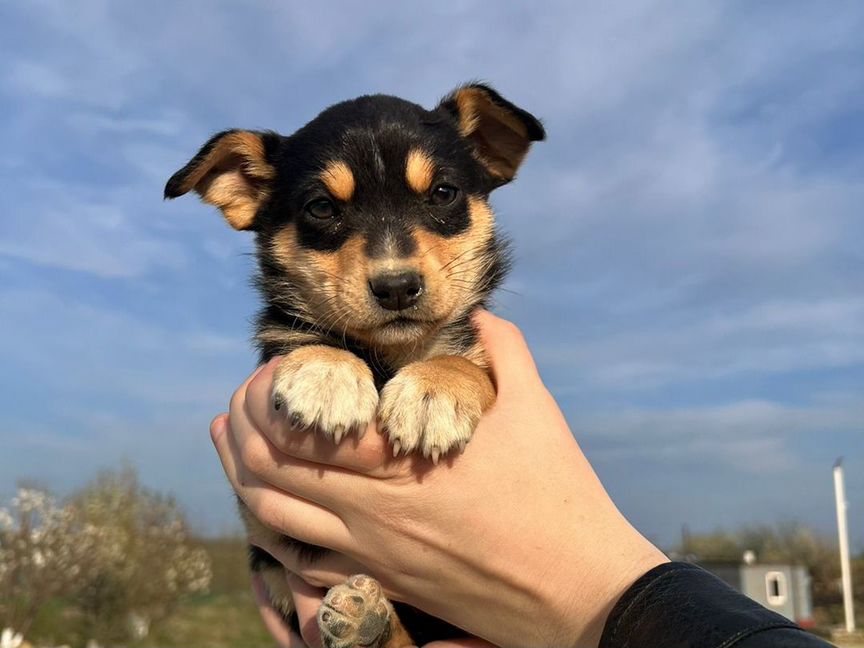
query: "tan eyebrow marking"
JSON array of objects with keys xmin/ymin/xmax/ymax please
[
  {"xmin": 405, "ymin": 149, "xmax": 436, "ymax": 194},
  {"xmin": 319, "ymin": 160, "xmax": 355, "ymax": 201}
]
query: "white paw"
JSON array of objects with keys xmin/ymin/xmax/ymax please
[
  {"xmin": 378, "ymin": 362, "xmax": 482, "ymax": 463},
  {"xmin": 272, "ymin": 347, "xmax": 378, "ymax": 443}
]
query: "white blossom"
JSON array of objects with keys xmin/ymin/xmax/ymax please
[
  {"xmin": 0, "ymin": 627, "xmax": 23, "ymax": 648},
  {"xmin": 1, "ymin": 472, "xmax": 212, "ymax": 643}
]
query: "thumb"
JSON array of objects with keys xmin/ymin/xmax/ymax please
[
  {"xmin": 424, "ymin": 640, "xmax": 497, "ymax": 648},
  {"xmin": 251, "ymin": 574, "xmax": 307, "ymax": 648},
  {"xmin": 472, "ymin": 310, "xmax": 541, "ymax": 396},
  {"xmin": 288, "ymin": 573, "xmax": 327, "ymax": 647}
]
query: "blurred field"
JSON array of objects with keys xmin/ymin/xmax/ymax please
[
  {"xmin": 23, "ymin": 538, "xmax": 276, "ymax": 648},
  {"xmin": 135, "ymin": 539, "xmax": 277, "ymax": 648},
  {"xmin": 833, "ymin": 631, "xmax": 864, "ymax": 648},
  {"xmin": 132, "ymin": 591, "xmax": 276, "ymax": 648}
]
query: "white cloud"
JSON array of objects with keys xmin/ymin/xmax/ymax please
[
  {"xmin": 578, "ymin": 398, "xmax": 864, "ymax": 441},
  {"xmin": 594, "ymin": 434, "xmax": 798, "ymax": 474},
  {"xmin": 4, "ymin": 59, "xmax": 71, "ymax": 99},
  {"xmin": 66, "ymin": 111, "xmax": 185, "ymax": 137},
  {"xmin": 574, "ymin": 396, "xmax": 863, "ymax": 476},
  {"xmin": 0, "ymin": 288, "xmax": 251, "ymax": 407},
  {"xmin": 0, "ymin": 181, "xmax": 188, "ymax": 278},
  {"xmin": 536, "ymin": 295, "xmax": 864, "ymax": 391}
]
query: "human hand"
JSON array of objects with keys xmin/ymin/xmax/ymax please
[
  {"xmin": 213, "ymin": 311, "xmax": 667, "ymax": 647},
  {"xmin": 251, "ymin": 572, "xmax": 313, "ymax": 648}
]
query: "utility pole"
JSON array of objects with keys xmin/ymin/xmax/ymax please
[{"xmin": 833, "ymin": 458, "xmax": 856, "ymax": 633}]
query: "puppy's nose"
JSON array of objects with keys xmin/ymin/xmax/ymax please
[{"xmin": 369, "ymin": 272, "xmax": 424, "ymax": 311}]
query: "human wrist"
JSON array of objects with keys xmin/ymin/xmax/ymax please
[
  {"xmin": 579, "ymin": 541, "xmax": 669, "ymax": 646},
  {"xmin": 536, "ymin": 515, "xmax": 669, "ymax": 647}
]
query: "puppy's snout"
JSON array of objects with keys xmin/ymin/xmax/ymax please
[{"xmin": 369, "ymin": 271, "xmax": 424, "ymax": 311}]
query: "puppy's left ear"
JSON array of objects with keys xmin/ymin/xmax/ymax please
[
  {"xmin": 439, "ymin": 83, "xmax": 545, "ymax": 187},
  {"xmin": 164, "ymin": 129, "xmax": 277, "ymax": 231}
]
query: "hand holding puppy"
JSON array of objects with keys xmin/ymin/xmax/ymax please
[{"xmin": 211, "ymin": 312, "xmax": 667, "ymax": 647}]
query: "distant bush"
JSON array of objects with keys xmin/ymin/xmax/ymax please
[
  {"xmin": 677, "ymin": 521, "xmax": 863, "ymax": 611},
  {"xmin": 0, "ymin": 467, "xmax": 211, "ymax": 646}
]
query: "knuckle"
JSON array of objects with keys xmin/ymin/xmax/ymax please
[
  {"xmin": 498, "ymin": 319, "xmax": 526, "ymax": 346},
  {"xmin": 250, "ymin": 362, "xmax": 276, "ymax": 395},
  {"xmin": 239, "ymin": 434, "xmax": 266, "ymax": 475},
  {"xmin": 255, "ymin": 497, "xmax": 281, "ymax": 532},
  {"xmin": 229, "ymin": 383, "xmax": 246, "ymax": 414},
  {"xmin": 209, "ymin": 414, "xmax": 227, "ymax": 441},
  {"xmin": 263, "ymin": 501, "xmax": 296, "ymax": 540}
]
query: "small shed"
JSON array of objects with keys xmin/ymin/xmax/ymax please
[{"xmin": 698, "ymin": 559, "xmax": 814, "ymax": 627}]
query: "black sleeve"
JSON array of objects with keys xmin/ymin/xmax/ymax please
[{"xmin": 599, "ymin": 562, "xmax": 835, "ymax": 648}]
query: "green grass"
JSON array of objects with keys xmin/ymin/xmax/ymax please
[
  {"xmin": 131, "ymin": 538, "xmax": 277, "ymax": 647},
  {"xmin": 24, "ymin": 592, "xmax": 277, "ymax": 648},
  {"xmin": 131, "ymin": 592, "xmax": 277, "ymax": 648}
]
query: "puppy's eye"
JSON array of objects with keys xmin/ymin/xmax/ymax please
[
  {"xmin": 429, "ymin": 184, "xmax": 459, "ymax": 206},
  {"xmin": 305, "ymin": 198, "xmax": 336, "ymax": 220}
]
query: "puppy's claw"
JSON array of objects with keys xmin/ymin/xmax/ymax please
[
  {"xmin": 271, "ymin": 348, "xmax": 379, "ymax": 449},
  {"xmin": 392, "ymin": 440, "xmax": 401, "ymax": 457},
  {"xmin": 430, "ymin": 447, "xmax": 441, "ymax": 465},
  {"xmin": 273, "ymin": 394, "xmax": 285, "ymax": 411},
  {"xmin": 333, "ymin": 425, "xmax": 345, "ymax": 445},
  {"xmin": 458, "ymin": 440, "xmax": 467, "ymax": 453}
]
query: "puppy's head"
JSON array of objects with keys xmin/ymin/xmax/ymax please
[{"xmin": 166, "ymin": 83, "xmax": 543, "ymax": 348}]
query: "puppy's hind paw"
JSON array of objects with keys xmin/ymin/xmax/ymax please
[{"xmin": 318, "ymin": 574, "xmax": 393, "ymax": 648}]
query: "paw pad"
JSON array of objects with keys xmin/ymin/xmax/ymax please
[{"xmin": 318, "ymin": 574, "xmax": 392, "ymax": 648}]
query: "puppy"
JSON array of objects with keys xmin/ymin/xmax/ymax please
[{"xmin": 166, "ymin": 83, "xmax": 544, "ymax": 647}]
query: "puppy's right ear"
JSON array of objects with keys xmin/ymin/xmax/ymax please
[
  {"xmin": 164, "ymin": 130, "xmax": 276, "ymax": 231},
  {"xmin": 438, "ymin": 84, "xmax": 544, "ymax": 188}
]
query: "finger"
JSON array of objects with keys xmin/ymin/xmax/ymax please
[
  {"xmin": 252, "ymin": 574, "xmax": 307, "ymax": 648},
  {"xmin": 424, "ymin": 639, "xmax": 497, "ymax": 648},
  {"xmin": 244, "ymin": 359, "xmax": 405, "ymax": 476},
  {"xmin": 211, "ymin": 414, "xmax": 353, "ymax": 551},
  {"xmin": 288, "ymin": 573, "xmax": 326, "ymax": 647},
  {"xmin": 472, "ymin": 310, "xmax": 541, "ymax": 396},
  {"xmin": 227, "ymin": 382, "xmax": 377, "ymax": 511},
  {"xmin": 249, "ymin": 534, "xmax": 366, "ymax": 590},
  {"xmin": 228, "ymin": 361, "xmax": 269, "ymax": 411}
]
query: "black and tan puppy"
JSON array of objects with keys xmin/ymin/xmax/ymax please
[{"xmin": 166, "ymin": 83, "xmax": 544, "ymax": 647}]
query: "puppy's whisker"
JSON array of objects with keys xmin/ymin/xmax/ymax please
[
  {"xmin": 439, "ymin": 248, "xmax": 479, "ymax": 272},
  {"xmin": 368, "ymin": 343, "xmax": 389, "ymax": 379}
]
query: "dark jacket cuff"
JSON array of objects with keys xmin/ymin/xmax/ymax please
[{"xmin": 599, "ymin": 562, "xmax": 830, "ymax": 648}]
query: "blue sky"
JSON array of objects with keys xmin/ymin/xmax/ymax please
[{"xmin": 1, "ymin": 1, "xmax": 862, "ymax": 549}]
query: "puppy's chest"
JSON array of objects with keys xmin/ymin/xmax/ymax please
[{"xmin": 257, "ymin": 317, "xmax": 475, "ymax": 388}]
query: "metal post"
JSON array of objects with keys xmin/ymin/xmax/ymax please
[{"xmin": 833, "ymin": 458, "xmax": 856, "ymax": 633}]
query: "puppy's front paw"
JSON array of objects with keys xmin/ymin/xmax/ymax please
[
  {"xmin": 378, "ymin": 356, "xmax": 494, "ymax": 463},
  {"xmin": 272, "ymin": 346, "xmax": 378, "ymax": 443},
  {"xmin": 318, "ymin": 574, "xmax": 393, "ymax": 648}
]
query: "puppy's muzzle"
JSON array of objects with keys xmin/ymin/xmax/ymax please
[{"xmin": 369, "ymin": 271, "xmax": 424, "ymax": 311}]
